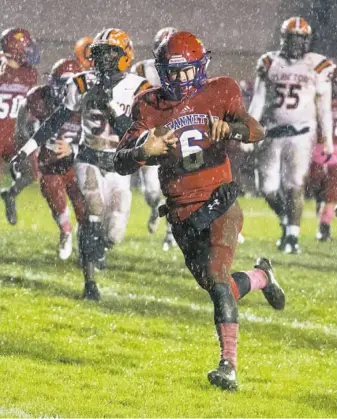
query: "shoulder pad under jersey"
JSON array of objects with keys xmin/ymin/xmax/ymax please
[
  {"xmin": 304, "ymin": 52, "xmax": 334, "ymax": 74},
  {"xmin": 122, "ymin": 73, "xmax": 152, "ymax": 95},
  {"xmin": 131, "ymin": 61, "xmax": 146, "ymax": 77}
]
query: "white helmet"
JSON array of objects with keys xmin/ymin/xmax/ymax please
[{"xmin": 153, "ymin": 27, "xmax": 177, "ymax": 55}]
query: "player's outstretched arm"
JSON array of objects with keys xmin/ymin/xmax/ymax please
[
  {"xmin": 10, "ymin": 106, "xmax": 72, "ymax": 179},
  {"xmin": 248, "ymin": 76, "xmax": 266, "ymax": 123}
]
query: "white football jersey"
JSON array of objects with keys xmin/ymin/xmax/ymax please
[
  {"xmin": 131, "ymin": 58, "xmax": 160, "ymax": 86},
  {"xmin": 64, "ymin": 71, "xmax": 150, "ymax": 151},
  {"xmin": 251, "ymin": 51, "xmax": 334, "ymax": 132}
]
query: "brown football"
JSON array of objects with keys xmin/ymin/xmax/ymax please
[{"xmin": 153, "ymin": 126, "xmax": 171, "ymax": 137}]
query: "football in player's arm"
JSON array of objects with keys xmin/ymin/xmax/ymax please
[{"xmin": 113, "ymin": 31, "xmax": 285, "ymax": 391}]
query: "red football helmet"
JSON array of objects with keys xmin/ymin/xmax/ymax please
[
  {"xmin": 0, "ymin": 28, "xmax": 40, "ymax": 66},
  {"xmin": 155, "ymin": 31, "xmax": 210, "ymax": 100},
  {"xmin": 48, "ymin": 58, "xmax": 82, "ymax": 99}
]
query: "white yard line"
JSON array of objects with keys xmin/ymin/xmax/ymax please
[
  {"xmin": 101, "ymin": 290, "xmax": 337, "ymax": 338},
  {"xmin": 243, "ymin": 210, "xmax": 316, "ymax": 218},
  {"xmin": 2, "ymin": 268, "xmax": 335, "ymax": 337},
  {"xmin": 0, "ymin": 407, "xmax": 32, "ymax": 417}
]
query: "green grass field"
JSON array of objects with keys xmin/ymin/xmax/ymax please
[{"xmin": 0, "ymin": 184, "xmax": 336, "ymax": 418}]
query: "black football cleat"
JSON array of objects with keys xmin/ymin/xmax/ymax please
[
  {"xmin": 147, "ymin": 210, "xmax": 160, "ymax": 234},
  {"xmin": 1, "ymin": 190, "xmax": 17, "ymax": 225},
  {"xmin": 255, "ymin": 257, "xmax": 285, "ymax": 310},
  {"xmin": 83, "ymin": 281, "xmax": 100, "ymax": 301},
  {"xmin": 316, "ymin": 222, "xmax": 331, "ymax": 242},
  {"xmin": 208, "ymin": 359, "xmax": 238, "ymax": 391},
  {"xmin": 283, "ymin": 235, "xmax": 301, "ymax": 254},
  {"xmin": 276, "ymin": 223, "xmax": 287, "ymax": 251}
]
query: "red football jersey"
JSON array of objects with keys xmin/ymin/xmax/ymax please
[
  {"xmin": 120, "ymin": 76, "xmax": 262, "ymax": 220},
  {"xmin": 26, "ymin": 84, "xmax": 81, "ymax": 174},
  {"xmin": 0, "ymin": 58, "xmax": 38, "ymax": 151}
]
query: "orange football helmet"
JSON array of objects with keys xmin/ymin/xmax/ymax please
[
  {"xmin": 74, "ymin": 36, "xmax": 94, "ymax": 69},
  {"xmin": 280, "ymin": 17, "xmax": 312, "ymax": 59},
  {"xmin": 90, "ymin": 28, "xmax": 134, "ymax": 74}
]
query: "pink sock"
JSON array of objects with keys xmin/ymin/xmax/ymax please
[
  {"xmin": 216, "ymin": 323, "xmax": 238, "ymax": 369},
  {"xmin": 60, "ymin": 221, "xmax": 72, "ymax": 234},
  {"xmin": 246, "ymin": 269, "xmax": 267, "ymax": 291},
  {"xmin": 54, "ymin": 209, "xmax": 72, "ymax": 234},
  {"xmin": 320, "ymin": 204, "xmax": 335, "ymax": 225}
]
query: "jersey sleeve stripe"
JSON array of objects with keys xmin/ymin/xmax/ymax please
[
  {"xmin": 74, "ymin": 75, "xmax": 87, "ymax": 94},
  {"xmin": 134, "ymin": 80, "xmax": 152, "ymax": 95},
  {"xmin": 314, "ymin": 59, "xmax": 332, "ymax": 74}
]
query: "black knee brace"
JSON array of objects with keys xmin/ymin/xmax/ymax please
[
  {"xmin": 209, "ymin": 282, "xmax": 239, "ymax": 324},
  {"xmin": 79, "ymin": 221, "xmax": 105, "ymax": 263},
  {"xmin": 231, "ymin": 272, "xmax": 251, "ymax": 300}
]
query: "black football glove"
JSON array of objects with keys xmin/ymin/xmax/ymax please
[{"xmin": 10, "ymin": 150, "xmax": 27, "ymax": 180}]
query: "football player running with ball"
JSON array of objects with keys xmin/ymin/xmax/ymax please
[
  {"xmin": 11, "ymin": 28, "xmax": 151, "ymax": 301},
  {"xmin": 113, "ymin": 31, "xmax": 286, "ymax": 391},
  {"xmin": 248, "ymin": 17, "xmax": 334, "ymax": 254}
]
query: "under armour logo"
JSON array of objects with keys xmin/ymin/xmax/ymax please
[
  {"xmin": 208, "ymin": 199, "xmax": 220, "ymax": 211},
  {"xmin": 233, "ymin": 133, "xmax": 242, "ymax": 140},
  {"xmin": 181, "ymin": 105, "xmax": 192, "ymax": 113}
]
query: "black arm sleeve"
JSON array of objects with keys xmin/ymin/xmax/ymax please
[
  {"xmin": 227, "ymin": 121, "xmax": 250, "ymax": 143},
  {"xmin": 110, "ymin": 114, "xmax": 133, "ymax": 138},
  {"xmin": 113, "ymin": 146, "xmax": 147, "ymax": 175},
  {"xmin": 224, "ymin": 114, "xmax": 250, "ymax": 143},
  {"xmin": 33, "ymin": 106, "xmax": 72, "ymax": 146}
]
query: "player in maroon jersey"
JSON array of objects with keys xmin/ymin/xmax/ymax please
[
  {"xmin": 22, "ymin": 58, "xmax": 85, "ymax": 259},
  {"xmin": 0, "ymin": 28, "xmax": 40, "ymax": 224},
  {"xmin": 113, "ymin": 32, "xmax": 286, "ymax": 390},
  {"xmin": 308, "ymin": 74, "xmax": 337, "ymax": 241}
]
